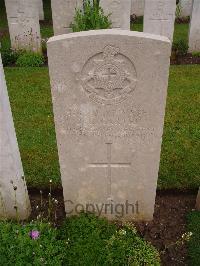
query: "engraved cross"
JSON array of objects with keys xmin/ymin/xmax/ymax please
[
  {"xmin": 88, "ymin": 143, "xmax": 131, "ymax": 199},
  {"xmin": 102, "ymin": 67, "xmax": 117, "ymax": 82}
]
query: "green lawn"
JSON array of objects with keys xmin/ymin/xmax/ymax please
[
  {"xmin": 131, "ymin": 22, "xmax": 189, "ymax": 44},
  {"xmin": 187, "ymin": 211, "xmax": 200, "ymax": 265},
  {"xmin": 4, "ymin": 65, "xmax": 200, "ymax": 190}
]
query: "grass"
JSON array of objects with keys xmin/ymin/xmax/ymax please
[
  {"xmin": 4, "ymin": 65, "xmax": 200, "ymax": 190},
  {"xmin": 131, "ymin": 21, "xmax": 189, "ymax": 44},
  {"xmin": 4, "ymin": 67, "xmax": 60, "ymax": 189},
  {"xmin": 187, "ymin": 211, "xmax": 200, "ymax": 265},
  {"xmin": 159, "ymin": 65, "xmax": 200, "ymax": 189}
]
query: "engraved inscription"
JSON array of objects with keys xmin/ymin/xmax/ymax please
[
  {"xmin": 88, "ymin": 143, "xmax": 131, "ymax": 199},
  {"xmin": 62, "ymin": 105, "xmax": 157, "ymax": 143},
  {"xmin": 81, "ymin": 45, "xmax": 137, "ymax": 105},
  {"xmin": 150, "ymin": 1, "xmax": 174, "ymax": 20}
]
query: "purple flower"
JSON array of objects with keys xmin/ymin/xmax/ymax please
[{"xmin": 29, "ymin": 230, "xmax": 40, "ymax": 240}]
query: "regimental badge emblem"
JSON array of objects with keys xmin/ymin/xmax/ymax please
[{"xmin": 80, "ymin": 45, "xmax": 137, "ymax": 105}]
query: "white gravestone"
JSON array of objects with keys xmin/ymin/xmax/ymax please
[
  {"xmin": 38, "ymin": 0, "xmax": 44, "ymax": 20},
  {"xmin": 5, "ymin": 0, "xmax": 41, "ymax": 52},
  {"xmin": 0, "ymin": 54, "xmax": 31, "ymax": 220},
  {"xmin": 51, "ymin": 0, "xmax": 82, "ymax": 35},
  {"xmin": 180, "ymin": 0, "xmax": 192, "ymax": 17},
  {"xmin": 143, "ymin": 0, "xmax": 176, "ymax": 42},
  {"xmin": 131, "ymin": 0, "xmax": 144, "ymax": 16},
  {"xmin": 188, "ymin": 0, "xmax": 200, "ymax": 52},
  {"xmin": 47, "ymin": 30, "xmax": 171, "ymax": 221},
  {"xmin": 196, "ymin": 187, "xmax": 200, "ymax": 211},
  {"xmin": 100, "ymin": 0, "xmax": 131, "ymax": 30}
]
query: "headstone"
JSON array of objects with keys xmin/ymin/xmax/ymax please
[
  {"xmin": 196, "ymin": 187, "xmax": 200, "ymax": 211},
  {"xmin": 100, "ymin": 0, "xmax": 131, "ymax": 30},
  {"xmin": 47, "ymin": 29, "xmax": 171, "ymax": 221},
  {"xmin": 188, "ymin": 0, "xmax": 200, "ymax": 52},
  {"xmin": 131, "ymin": 0, "xmax": 144, "ymax": 17},
  {"xmin": 0, "ymin": 53, "xmax": 31, "ymax": 220},
  {"xmin": 38, "ymin": 0, "xmax": 44, "ymax": 20},
  {"xmin": 5, "ymin": 0, "xmax": 41, "ymax": 52},
  {"xmin": 143, "ymin": 0, "xmax": 176, "ymax": 42},
  {"xmin": 51, "ymin": 0, "xmax": 82, "ymax": 35},
  {"xmin": 180, "ymin": 0, "xmax": 192, "ymax": 17}
]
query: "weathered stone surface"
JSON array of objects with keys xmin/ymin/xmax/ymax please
[
  {"xmin": 47, "ymin": 29, "xmax": 171, "ymax": 221},
  {"xmin": 189, "ymin": 0, "xmax": 200, "ymax": 52},
  {"xmin": 101, "ymin": 0, "xmax": 131, "ymax": 30},
  {"xmin": 38, "ymin": 0, "xmax": 44, "ymax": 20},
  {"xmin": 143, "ymin": 0, "xmax": 176, "ymax": 42},
  {"xmin": 5, "ymin": 0, "xmax": 41, "ymax": 52},
  {"xmin": 131, "ymin": 0, "xmax": 144, "ymax": 16},
  {"xmin": 180, "ymin": 0, "xmax": 192, "ymax": 17},
  {"xmin": 51, "ymin": 0, "xmax": 82, "ymax": 35},
  {"xmin": 196, "ymin": 187, "xmax": 200, "ymax": 211},
  {"xmin": 0, "ymin": 53, "xmax": 31, "ymax": 220}
]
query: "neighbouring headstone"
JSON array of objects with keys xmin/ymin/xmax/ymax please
[
  {"xmin": 100, "ymin": 0, "xmax": 131, "ymax": 30},
  {"xmin": 5, "ymin": 0, "xmax": 41, "ymax": 52},
  {"xmin": 38, "ymin": 0, "xmax": 44, "ymax": 20},
  {"xmin": 0, "ymin": 53, "xmax": 31, "ymax": 220},
  {"xmin": 143, "ymin": 0, "xmax": 176, "ymax": 42},
  {"xmin": 196, "ymin": 187, "xmax": 200, "ymax": 211},
  {"xmin": 188, "ymin": 0, "xmax": 200, "ymax": 52},
  {"xmin": 131, "ymin": 0, "xmax": 144, "ymax": 17},
  {"xmin": 180, "ymin": 0, "xmax": 192, "ymax": 17},
  {"xmin": 51, "ymin": 0, "xmax": 82, "ymax": 35},
  {"xmin": 47, "ymin": 29, "xmax": 171, "ymax": 221}
]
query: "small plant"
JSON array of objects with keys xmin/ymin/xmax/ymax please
[
  {"xmin": 71, "ymin": 0, "xmax": 112, "ymax": 32},
  {"xmin": 0, "ymin": 47, "xmax": 19, "ymax": 66},
  {"xmin": 16, "ymin": 52, "xmax": 45, "ymax": 67},
  {"xmin": 175, "ymin": 1, "xmax": 182, "ymax": 22},
  {"xmin": 172, "ymin": 39, "xmax": 188, "ymax": 56},
  {"xmin": 60, "ymin": 214, "xmax": 160, "ymax": 265},
  {"xmin": 0, "ymin": 221, "xmax": 66, "ymax": 265},
  {"xmin": 192, "ymin": 51, "xmax": 200, "ymax": 57}
]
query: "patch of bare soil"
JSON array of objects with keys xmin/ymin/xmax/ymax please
[{"xmin": 171, "ymin": 54, "xmax": 200, "ymax": 65}]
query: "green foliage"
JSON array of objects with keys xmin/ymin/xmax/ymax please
[
  {"xmin": 60, "ymin": 213, "xmax": 160, "ymax": 265},
  {"xmin": 0, "ymin": 221, "xmax": 66, "ymax": 265},
  {"xmin": 43, "ymin": 0, "xmax": 52, "ymax": 21},
  {"xmin": 158, "ymin": 65, "xmax": 200, "ymax": 189},
  {"xmin": 16, "ymin": 52, "xmax": 45, "ymax": 67},
  {"xmin": 0, "ymin": 214, "xmax": 160, "ymax": 265},
  {"xmin": 187, "ymin": 211, "xmax": 200, "ymax": 266},
  {"xmin": 175, "ymin": 2, "xmax": 182, "ymax": 20},
  {"xmin": 172, "ymin": 39, "xmax": 189, "ymax": 56},
  {"xmin": 173, "ymin": 23, "xmax": 189, "ymax": 44},
  {"xmin": 71, "ymin": 0, "xmax": 112, "ymax": 32},
  {"xmin": 192, "ymin": 51, "xmax": 200, "ymax": 57},
  {"xmin": 0, "ymin": 47, "xmax": 19, "ymax": 66}
]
